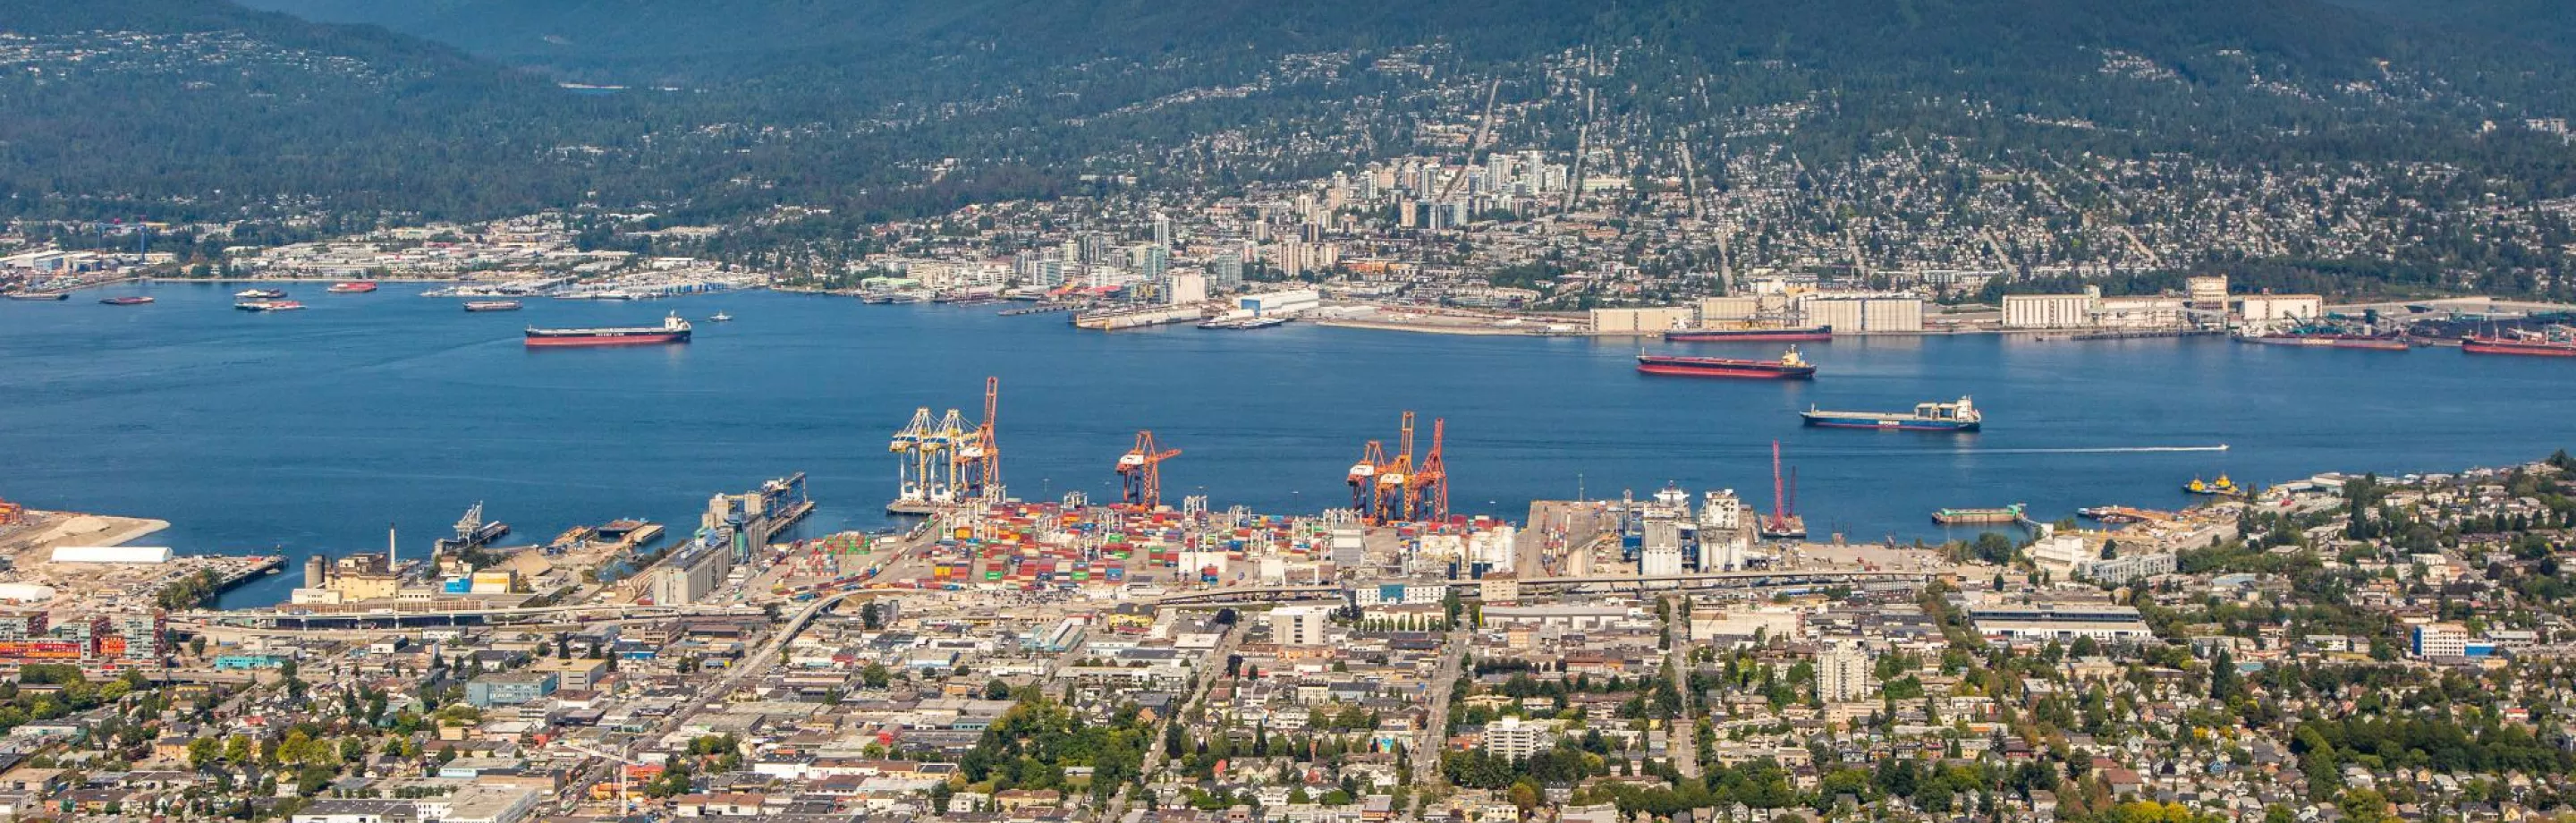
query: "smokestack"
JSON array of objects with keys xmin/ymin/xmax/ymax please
[{"xmin": 387, "ymin": 522, "xmax": 398, "ymax": 580}]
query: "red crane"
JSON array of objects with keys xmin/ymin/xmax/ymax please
[
  {"xmin": 1115, "ymin": 430, "xmax": 1182, "ymax": 509},
  {"xmin": 1375, "ymin": 412, "xmax": 1418, "ymax": 522},
  {"xmin": 957, "ymin": 377, "xmax": 1002, "ymax": 500},
  {"xmin": 1409, "ymin": 418, "xmax": 1450, "ymax": 522},
  {"xmin": 1763, "ymin": 440, "xmax": 1808, "ymax": 538}
]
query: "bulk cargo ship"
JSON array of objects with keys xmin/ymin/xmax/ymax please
[
  {"xmin": 5, "ymin": 291, "xmax": 68, "ymax": 301},
  {"xmin": 2233, "ymin": 328, "xmax": 2409, "ymax": 351},
  {"xmin": 1664, "ymin": 324, "xmax": 1833, "ymax": 343},
  {"xmin": 2462, "ymin": 328, "xmax": 2576, "ymax": 357},
  {"xmin": 1636, "ymin": 346, "xmax": 1817, "ymax": 379},
  {"xmin": 1802, "ymin": 396, "xmax": 1982, "ymax": 431},
  {"xmin": 524, "ymin": 313, "xmax": 691, "ymax": 347}
]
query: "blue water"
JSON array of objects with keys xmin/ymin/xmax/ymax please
[{"xmin": 4, "ymin": 283, "xmax": 2572, "ymax": 607}]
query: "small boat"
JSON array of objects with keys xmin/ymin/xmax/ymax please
[
  {"xmin": 326, "ymin": 281, "xmax": 379, "ymax": 294},
  {"xmin": 709, "ymin": 312, "xmax": 733, "ymax": 322},
  {"xmin": 233, "ymin": 288, "xmax": 287, "ymax": 299},
  {"xmin": 5, "ymin": 291, "xmax": 70, "ymax": 301},
  {"xmin": 463, "ymin": 301, "xmax": 523, "ymax": 312},
  {"xmin": 98, "ymin": 296, "xmax": 155, "ymax": 306},
  {"xmin": 235, "ymin": 300, "xmax": 306, "ymax": 312}
]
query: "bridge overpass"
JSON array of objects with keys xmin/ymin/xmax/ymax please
[{"xmin": 1152, "ymin": 568, "xmax": 1941, "ymax": 607}]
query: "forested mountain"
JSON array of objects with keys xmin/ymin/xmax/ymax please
[{"xmin": 11, "ymin": 0, "xmax": 2576, "ymax": 240}]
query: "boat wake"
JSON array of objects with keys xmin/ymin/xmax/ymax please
[{"xmin": 1978, "ymin": 445, "xmax": 2231, "ymax": 454}]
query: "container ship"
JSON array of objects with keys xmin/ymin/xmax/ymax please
[
  {"xmin": 326, "ymin": 281, "xmax": 379, "ymax": 294},
  {"xmin": 463, "ymin": 301, "xmax": 522, "ymax": 312},
  {"xmin": 1664, "ymin": 325, "xmax": 1832, "ymax": 343},
  {"xmin": 1933, "ymin": 503, "xmax": 2026, "ymax": 525},
  {"xmin": 1803, "ymin": 396, "xmax": 1981, "ymax": 431},
  {"xmin": 1636, "ymin": 346, "xmax": 1817, "ymax": 379},
  {"xmin": 524, "ymin": 313, "xmax": 691, "ymax": 347},
  {"xmin": 2462, "ymin": 328, "xmax": 2576, "ymax": 357},
  {"xmin": 2233, "ymin": 329, "xmax": 2409, "ymax": 351}
]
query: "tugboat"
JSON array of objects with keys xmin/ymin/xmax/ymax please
[
  {"xmin": 524, "ymin": 312, "xmax": 692, "ymax": 347},
  {"xmin": 1636, "ymin": 346, "xmax": 1818, "ymax": 379},
  {"xmin": 1802, "ymin": 396, "xmax": 1982, "ymax": 431},
  {"xmin": 2184, "ymin": 475, "xmax": 2246, "ymax": 496}
]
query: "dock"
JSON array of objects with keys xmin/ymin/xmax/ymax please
[{"xmin": 1072, "ymin": 305, "xmax": 1205, "ymax": 330}]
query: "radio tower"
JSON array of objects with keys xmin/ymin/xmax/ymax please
[{"xmin": 1114, "ymin": 431, "xmax": 1182, "ymax": 509}]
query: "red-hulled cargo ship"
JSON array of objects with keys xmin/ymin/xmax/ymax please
[
  {"xmin": 525, "ymin": 312, "xmax": 692, "ymax": 347},
  {"xmin": 1636, "ymin": 346, "xmax": 1817, "ymax": 379},
  {"xmin": 1664, "ymin": 325, "xmax": 1833, "ymax": 343},
  {"xmin": 2462, "ymin": 330, "xmax": 2576, "ymax": 357}
]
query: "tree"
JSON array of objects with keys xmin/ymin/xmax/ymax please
[{"xmin": 861, "ymin": 663, "xmax": 893, "ymax": 689}]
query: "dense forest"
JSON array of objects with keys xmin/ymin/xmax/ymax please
[{"xmin": 7, "ymin": 0, "xmax": 2576, "ymax": 293}]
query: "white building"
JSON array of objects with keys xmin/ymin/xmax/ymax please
[
  {"xmin": 2002, "ymin": 292, "xmax": 2097, "ymax": 329},
  {"xmin": 1482, "ymin": 716, "xmax": 1554, "ymax": 760},
  {"xmin": 2234, "ymin": 294, "xmax": 2324, "ymax": 323},
  {"xmin": 1269, "ymin": 606, "xmax": 1332, "ymax": 647},
  {"xmin": 1816, "ymin": 640, "xmax": 1876, "ymax": 702}
]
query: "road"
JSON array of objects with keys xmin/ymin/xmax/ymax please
[
  {"xmin": 1412, "ymin": 624, "xmax": 1469, "ymax": 792},
  {"xmin": 1101, "ymin": 623, "xmax": 1240, "ymax": 822},
  {"xmin": 1663, "ymin": 595, "xmax": 1699, "ymax": 778}
]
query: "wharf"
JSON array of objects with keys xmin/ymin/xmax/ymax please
[
  {"xmin": 1072, "ymin": 305, "xmax": 1205, "ymax": 330},
  {"xmin": 999, "ymin": 304, "xmax": 1079, "ymax": 317},
  {"xmin": 2042, "ymin": 328, "xmax": 2225, "ymax": 342}
]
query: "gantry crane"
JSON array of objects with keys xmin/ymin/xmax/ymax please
[
  {"xmin": 1347, "ymin": 441, "xmax": 1388, "ymax": 522},
  {"xmin": 889, "ymin": 408, "xmax": 936, "ymax": 507},
  {"xmin": 1114, "ymin": 431, "xmax": 1181, "ymax": 509},
  {"xmin": 1374, "ymin": 412, "xmax": 1418, "ymax": 523},
  {"xmin": 953, "ymin": 377, "xmax": 1002, "ymax": 502},
  {"xmin": 1407, "ymin": 418, "xmax": 1450, "ymax": 522},
  {"xmin": 928, "ymin": 409, "xmax": 971, "ymax": 504}
]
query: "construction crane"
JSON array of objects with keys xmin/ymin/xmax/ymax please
[
  {"xmin": 1408, "ymin": 418, "xmax": 1450, "ymax": 522},
  {"xmin": 954, "ymin": 377, "xmax": 1002, "ymax": 502},
  {"xmin": 1347, "ymin": 441, "xmax": 1388, "ymax": 522},
  {"xmin": 1114, "ymin": 431, "xmax": 1181, "ymax": 509},
  {"xmin": 555, "ymin": 741, "xmax": 647, "ymax": 816},
  {"xmin": 1375, "ymin": 412, "xmax": 1418, "ymax": 522}
]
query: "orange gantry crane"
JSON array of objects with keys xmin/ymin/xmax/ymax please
[
  {"xmin": 1347, "ymin": 441, "xmax": 1388, "ymax": 520},
  {"xmin": 0, "ymin": 496, "xmax": 20, "ymax": 527},
  {"xmin": 954, "ymin": 377, "xmax": 1002, "ymax": 501},
  {"xmin": 1373, "ymin": 412, "xmax": 1418, "ymax": 523},
  {"xmin": 1408, "ymin": 418, "xmax": 1450, "ymax": 523},
  {"xmin": 1115, "ymin": 430, "xmax": 1181, "ymax": 509}
]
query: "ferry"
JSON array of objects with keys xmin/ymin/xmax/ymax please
[
  {"xmin": 5, "ymin": 291, "xmax": 69, "ymax": 301},
  {"xmin": 98, "ymin": 296, "xmax": 155, "ymax": 306},
  {"xmin": 233, "ymin": 288, "xmax": 287, "ymax": 299},
  {"xmin": 2462, "ymin": 328, "xmax": 2576, "ymax": 358},
  {"xmin": 463, "ymin": 301, "xmax": 522, "ymax": 312},
  {"xmin": 1636, "ymin": 346, "xmax": 1817, "ymax": 379},
  {"xmin": 234, "ymin": 300, "xmax": 305, "ymax": 312},
  {"xmin": 1803, "ymin": 396, "xmax": 1981, "ymax": 431},
  {"xmin": 524, "ymin": 312, "xmax": 692, "ymax": 347},
  {"xmin": 1665, "ymin": 325, "xmax": 1833, "ymax": 344},
  {"xmin": 326, "ymin": 281, "xmax": 379, "ymax": 294}
]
